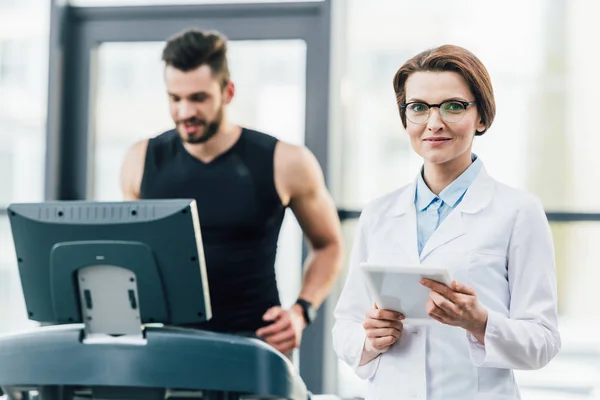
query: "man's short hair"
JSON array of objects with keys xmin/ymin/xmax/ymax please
[{"xmin": 162, "ymin": 28, "xmax": 230, "ymax": 88}]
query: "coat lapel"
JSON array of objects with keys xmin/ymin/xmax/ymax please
[
  {"xmin": 419, "ymin": 207, "xmax": 465, "ymax": 260},
  {"xmin": 419, "ymin": 166, "xmax": 496, "ymax": 260},
  {"xmin": 385, "ymin": 180, "xmax": 420, "ymax": 264}
]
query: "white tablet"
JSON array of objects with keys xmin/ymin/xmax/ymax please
[{"xmin": 360, "ymin": 263, "xmax": 454, "ymax": 325}]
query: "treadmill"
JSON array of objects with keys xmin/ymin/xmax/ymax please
[{"xmin": 0, "ymin": 199, "xmax": 336, "ymax": 400}]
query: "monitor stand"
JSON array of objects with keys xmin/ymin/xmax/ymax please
[{"xmin": 77, "ymin": 264, "xmax": 145, "ymax": 344}]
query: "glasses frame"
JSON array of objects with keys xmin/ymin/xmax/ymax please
[{"xmin": 400, "ymin": 100, "xmax": 477, "ymax": 124}]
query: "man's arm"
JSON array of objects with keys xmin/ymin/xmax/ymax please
[
  {"xmin": 256, "ymin": 142, "xmax": 343, "ymax": 353},
  {"xmin": 120, "ymin": 139, "xmax": 149, "ymax": 200},
  {"xmin": 276, "ymin": 143, "xmax": 343, "ymax": 309}
]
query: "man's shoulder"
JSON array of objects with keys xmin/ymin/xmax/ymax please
[
  {"xmin": 241, "ymin": 127, "xmax": 279, "ymax": 150},
  {"xmin": 275, "ymin": 141, "xmax": 319, "ymax": 174},
  {"xmin": 150, "ymin": 129, "xmax": 179, "ymax": 145},
  {"xmin": 124, "ymin": 129, "xmax": 178, "ymax": 167},
  {"xmin": 272, "ymin": 140, "xmax": 324, "ymax": 201},
  {"xmin": 141, "ymin": 129, "xmax": 182, "ymax": 161}
]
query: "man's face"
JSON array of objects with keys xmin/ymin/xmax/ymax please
[{"xmin": 165, "ymin": 64, "xmax": 232, "ymax": 144}]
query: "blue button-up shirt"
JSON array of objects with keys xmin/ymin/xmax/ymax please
[{"xmin": 415, "ymin": 155, "xmax": 482, "ymax": 255}]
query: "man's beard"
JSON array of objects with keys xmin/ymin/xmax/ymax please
[{"xmin": 177, "ymin": 106, "xmax": 224, "ymax": 144}]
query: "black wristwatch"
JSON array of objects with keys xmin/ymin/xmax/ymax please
[{"xmin": 295, "ymin": 299, "xmax": 317, "ymax": 326}]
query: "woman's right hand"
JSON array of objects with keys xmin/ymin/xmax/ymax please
[{"xmin": 361, "ymin": 305, "xmax": 405, "ymax": 362}]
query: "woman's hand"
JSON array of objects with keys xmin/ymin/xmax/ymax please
[
  {"xmin": 420, "ymin": 279, "xmax": 488, "ymax": 343},
  {"xmin": 362, "ymin": 304, "xmax": 405, "ymax": 357}
]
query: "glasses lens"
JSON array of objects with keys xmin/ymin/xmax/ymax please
[
  {"xmin": 405, "ymin": 103, "xmax": 430, "ymax": 124},
  {"xmin": 440, "ymin": 101, "xmax": 467, "ymax": 123}
]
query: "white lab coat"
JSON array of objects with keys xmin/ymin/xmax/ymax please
[{"xmin": 332, "ymin": 166, "xmax": 561, "ymax": 400}]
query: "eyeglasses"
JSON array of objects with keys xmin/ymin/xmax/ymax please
[{"xmin": 400, "ymin": 100, "xmax": 477, "ymax": 124}]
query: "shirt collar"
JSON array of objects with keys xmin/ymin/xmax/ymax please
[
  {"xmin": 416, "ymin": 173, "xmax": 438, "ymax": 211},
  {"xmin": 415, "ymin": 154, "xmax": 482, "ymax": 211}
]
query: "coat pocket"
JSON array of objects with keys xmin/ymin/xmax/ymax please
[
  {"xmin": 475, "ymin": 366, "xmax": 519, "ymax": 399},
  {"xmin": 474, "ymin": 394, "xmax": 519, "ymax": 400}
]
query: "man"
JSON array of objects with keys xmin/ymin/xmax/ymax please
[{"xmin": 120, "ymin": 28, "xmax": 343, "ymax": 355}]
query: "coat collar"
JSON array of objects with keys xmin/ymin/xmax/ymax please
[
  {"xmin": 384, "ymin": 165, "xmax": 496, "ymax": 262},
  {"xmin": 386, "ymin": 164, "xmax": 494, "ymax": 218}
]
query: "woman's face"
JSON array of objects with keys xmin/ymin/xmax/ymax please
[{"xmin": 403, "ymin": 71, "xmax": 485, "ymax": 168}]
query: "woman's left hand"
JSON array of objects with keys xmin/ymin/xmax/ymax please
[{"xmin": 419, "ymin": 278, "xmax": 488, "ymax": 343}]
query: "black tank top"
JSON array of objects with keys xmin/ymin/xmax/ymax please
[{"xmin": 140, "ymin": 128, "xmax": 286, "ymax": 333}]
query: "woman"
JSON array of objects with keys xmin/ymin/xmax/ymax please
[{"xmin": 332, "ymin": 45, "xmax": 561, "ymax": 400}]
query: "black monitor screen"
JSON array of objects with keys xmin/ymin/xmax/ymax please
[{"xmin": 7, "ymin": 199, "xmax": 211, "ymax": 328}]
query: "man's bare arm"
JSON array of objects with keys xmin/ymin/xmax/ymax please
[
  {"xmin": 256, "ymin": 142, "xmax": 343, "ymax": 353},
  {"xmin": 120, "ymin": 139, "xmax": 149, "ymax": 200},
  {"xmin": 275, "ymin": 142, "xmax": 344, "ymax": 309}
]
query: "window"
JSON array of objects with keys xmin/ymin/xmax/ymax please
[{"xmin": 0, "ymin": 40, "xmax": 27, "ymax": 86}]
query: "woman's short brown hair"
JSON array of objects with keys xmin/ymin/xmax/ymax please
[{"xmin": 392, "ymin": 45, "xmax": 495, "ymax": 136}]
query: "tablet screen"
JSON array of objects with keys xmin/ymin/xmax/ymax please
[{"xmin": 361, "ymin": 264, "xmax": 453, "ymax": 323}]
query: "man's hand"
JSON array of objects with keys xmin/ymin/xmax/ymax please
[
  {"xmin": 256, "ymin": 305, "xmax": 307, "ymax": 354},
  {"xmin": 420, "ymin": 278, "xmax": 488, "ymax": 343}
]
